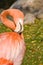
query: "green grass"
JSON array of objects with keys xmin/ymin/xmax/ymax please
[{"xmin": 0, "ymin": 19, "xmax": 43, "ymax": 65}]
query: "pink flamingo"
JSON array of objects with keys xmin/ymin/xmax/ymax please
[{"xmin": 0, "ymin": 9, "xmax": 26, "ymax": 65}]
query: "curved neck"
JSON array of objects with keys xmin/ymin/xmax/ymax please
[
  {"xmin": 1, "ymin": 9, "xmax": 24, "ymax": 33},
  {"xmin": 1, "ymin": 11, "xmax": 16, "ymax": 30}
]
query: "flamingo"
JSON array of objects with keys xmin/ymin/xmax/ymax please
[{"xmin": 0, "ymin": 9, "xmax": 26, "ymax": 65}]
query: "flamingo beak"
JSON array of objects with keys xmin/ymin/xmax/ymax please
[
  {"xmin": 14, "ymin": 19, "xmax": 23, "ymax": 33},
  {"xmin": 19, "ymin": 19, "xmax": 23, "ymax": 33}
]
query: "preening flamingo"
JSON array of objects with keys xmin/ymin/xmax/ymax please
[{"xmin": 0, "ymin": 9, "xmax": 26, "ymax": 65}]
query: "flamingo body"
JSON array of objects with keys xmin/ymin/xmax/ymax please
[{"xmin": 0, "ymin": 32, "xmax": 25, "ymax": 65}]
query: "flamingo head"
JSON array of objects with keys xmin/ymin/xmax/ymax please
[{"xmin": 1, "ymin": 9, "xmax": 24, "ymax": 33}]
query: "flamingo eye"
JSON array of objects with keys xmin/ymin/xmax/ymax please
[
  {"xmin": 6, "ymin": 15, "xmax": 14, "ymax": 22},
  {"xmin": 6, "ymin": 15, "xmax": 16, "ymax": 27}
]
